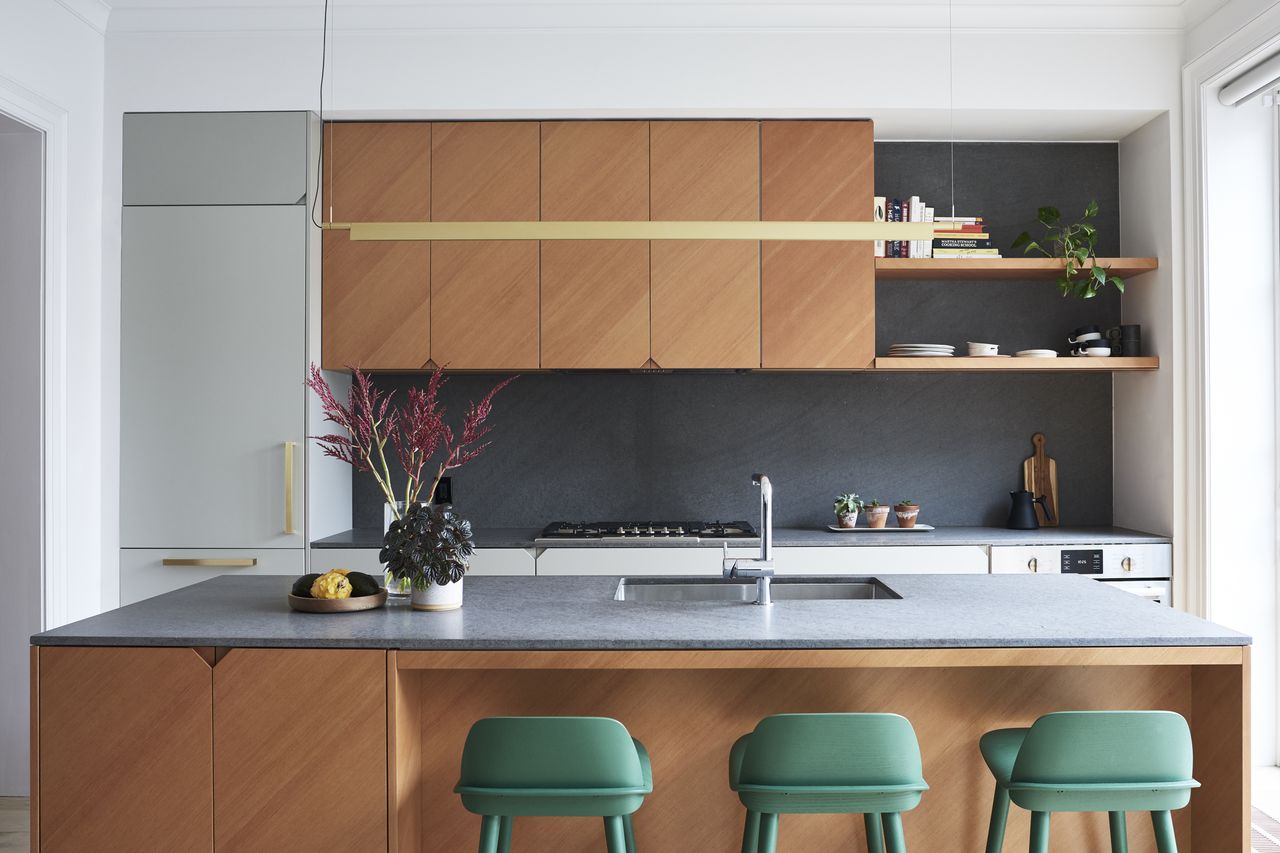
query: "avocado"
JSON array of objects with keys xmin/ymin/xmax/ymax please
[
  {"xmin": 291, "ymin": 573, "xmax": 322, "ymax": 597},
  {"xmin": 347, "ymin": 571, "xmax": 381, "ymax": 597}
]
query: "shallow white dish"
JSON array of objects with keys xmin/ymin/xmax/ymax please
[
  {"xmin": 1015, "ymin": 349, "xmax": 1059, "ymax": 358},
  {"xmin": 827, "ymin": 524, "xmax": 935, "ymax": 533},
  {"xmin": 888, "ymin": 352, "xmax": 954, "ymax": 358},
  {"xmin": 1085, "ymin": 348, "xmax": 1112, "ymax": 357}
]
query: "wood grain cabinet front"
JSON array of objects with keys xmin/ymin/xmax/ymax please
[
  {"xmin": 36, "ymin": 647, "xmax": 214, "ymax": 853},
  {"xmin": 761, "ymin": 120, "xmax": 875, "ymax": 369},
  {"xmin": 213, "ymin": 648, "xmax": 387, "ymax": 853},
  {"xmin": 540, "ymin": 121, "xmax": 651, "ymax": 369},
  {"xmin": 430, "ymin": 121, "xmax": 541, "ymax": 369},
  {"xmin": 322, "ymin": 122, "xmax": 431, "ymax": 370},
  {"xmin": 650, "ymin": 120, "xmax": 761, "ymax": 369}
]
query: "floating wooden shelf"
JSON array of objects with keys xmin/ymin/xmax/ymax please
[
  {"xmin": 875, "ymin": 257, "xmax": 1159, "ymax": 280},
  {"xmin": 874, "ymin": 356, "xmax": 1159, "ymax": 372}
]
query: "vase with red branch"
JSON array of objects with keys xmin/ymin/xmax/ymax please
[{"xmin": 307, "ymin": 364, "xmax": 515, "ymax": 608}]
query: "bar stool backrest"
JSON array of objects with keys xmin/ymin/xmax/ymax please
[
  {"xmin": 1010, "ymin": 711, "xmax": 1194, "ymax": 787},
  {"xmin": 738, "ymin": 713, "xmax": 925, "ymax": 788},
  {"xmin": 459, "ymin": 717, "xmax": 645, "ymax": 790}
]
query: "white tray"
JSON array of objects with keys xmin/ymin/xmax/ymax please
[{"xmin": 827, "ymin": 524, "xmax": 935, "ymax": 533}]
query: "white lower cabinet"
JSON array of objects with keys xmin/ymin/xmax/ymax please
[
  {"xmin": 990, "ymin": 544, "xmax": 1172, "ymax": 579},
  {"xmin": 990, "ymin": 546, "xmax": 1064, "ymax": 575},
  {"xmin": 312, "ymin": 547, "xmax": 536, "ymax": 577},
  {"xmin": 534, "ymin": 545, "xmax": 990, "ymax": 575},
  {"xmin": 121, "ymin": 548, "xmax": 306, "ymax": 605}
]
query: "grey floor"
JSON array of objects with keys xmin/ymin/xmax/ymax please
[{"xmin": 0, "ymin": 799, "xmax": 27, "ymax": 853}]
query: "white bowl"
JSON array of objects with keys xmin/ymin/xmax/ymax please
[
  {"xmin": 1085, "ymin": 347, "xmax": 1112, "ymax": 357},
  {"xmin": 967, "ymin": 342, "xmax": 998, "ymax": 355}
]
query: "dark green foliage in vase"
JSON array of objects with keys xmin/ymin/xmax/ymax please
[
  {"xmin": 380, "ymin": 502, "xmax": 475, "ymax": 589},
  {"xmin": 1011, "ymin": 200, "xmax": 1126, "ymax": 299}
]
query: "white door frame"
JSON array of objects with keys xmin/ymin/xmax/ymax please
[{"xmin": 0, "ymin": 73, "xmax": 70, "ymax": 630}]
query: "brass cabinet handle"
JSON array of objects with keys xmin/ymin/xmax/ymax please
[
  {"xmin": 1122, "ymin": 556, "xmax": 1133, "ymax": 573},
  {"xmin": 1028, "ymin": 557, "xmax": 1038, "ymax": 573},
  {"xmin": 284, "ymin": 441, "xmax": 297, "ymax": 535},
  {"xmin": 163, "ymin": 558, "xmax": 258, "ymax": 568}
]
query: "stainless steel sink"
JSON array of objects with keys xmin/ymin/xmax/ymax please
[{"xmin": 613, "ymin": 576, "xmax": 900, "ymax": 603}]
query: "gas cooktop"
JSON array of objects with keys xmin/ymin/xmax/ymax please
[{"xmin": 539, "ymin": 521, "xmax": 758, "ymax": 540}]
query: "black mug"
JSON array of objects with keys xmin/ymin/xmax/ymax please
[{"xmin": 1106, "ymin": 325, "xmax": 1141, "ymax": 356}]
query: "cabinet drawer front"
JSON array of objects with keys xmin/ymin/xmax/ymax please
[
  {"xmin": 124, "ymin": 111, "xmax": 308, "ymax": 205},
  {"xmin": 990, "ymin": 546, "xmax": 1063, "ymax": 575},
  {"xmin": 772, "ymin": 546, "xmax": 990, "ymax": 574},
  {"xmin": 311, "ymin": 547, "xmax": 536, "ymax": 576},
  {"xmin": 536, "ymin": 547, "xmax": 742, "ymax": 576},
  {"xmin": 121, "ymin": 548, "xmax": 305, "ymax": 605},
  {"xmin": 1103, "ymin": 544, "xmax": 1171, "ymax": 578}
]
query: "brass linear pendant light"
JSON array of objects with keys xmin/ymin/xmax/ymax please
[{"xmin": 313, "ymin": 2, "xmax": 936, "ymax": 244}]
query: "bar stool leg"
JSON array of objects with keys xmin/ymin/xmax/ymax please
[
  {"xmin": 623, "ymin": 813, "xmax": 637, "ymax": 853},
  {"xmin": 864, "ymin": 812, "xmax": 885, "ymax": 853},
  {"xmin": 986, "ymin": 785, "xmax": 1010, "ymax": 853},
  {"xmin": 741, "ymin": 810, "xmax": 760, "ymax": 853},
  {"xmin": 1029, "ymin": 812, "xmax": 1050, "ymax": 853},
  {"xmin": 496, "ymin": 816, "xmax": 512, "ymax": 853},
  {"xmin": 1151, "ymin": 811, "xmax": 1177, "ymax": 853},
  {"xmin": 757, "ymin": 813, "xmax": 779, "ymax": 853},
  {"xmin": 478, "ymin": 815, "xmax": 502, "ymax": 853},
  {"xmin": 881, "ymin": 812, "xmax": 906, "ymax": 853},
  {"xmin": 604, "ymin": 816, "xmax": 628, "ymax": 853},
  {"xmin": 1108, "ymin": 811, "xmax": 1128, "ymax": 853}
]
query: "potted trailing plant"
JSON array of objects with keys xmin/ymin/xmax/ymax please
[
  {"xmin": 863, "ymin": 500, "xmax": 890, "ymax": 529},
  {"xmin": 894, "ymin": 499, "xmax": 921, "ymax": 529},
  {"xmin": 1011, "ymin": 200, "xmax": 1126, "ymax": 299},
  {"xmin": 833, "ymin": 493, "xmax": 863, "ymax": 528},
  {"xmin": 307, "ymin": 364, "xmax": 515, "ymax": 610}
]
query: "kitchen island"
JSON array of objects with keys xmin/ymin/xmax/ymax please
[{"xmin": 32, "ymin": 574, "xmax": 1248, "ymax": 852}]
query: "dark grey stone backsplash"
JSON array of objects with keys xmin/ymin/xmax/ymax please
[{"xmin": 350, "ymin": 142, "xmax": 1122, "ymax": 531}]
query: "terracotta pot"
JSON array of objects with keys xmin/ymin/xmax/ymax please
[
  {"xmin": 894, "ymin": 504, "xmax": 921, "ymax": 528},
  {"xmin": 836, "ymin": 512, "xmax": 859, "ymax": 529},
  {"xmin": 864, "ymin": 505, "xmax": 890, "ymax": 528},
  {"xmin": 411, "ymin": 577, "xmax": 464, "ymax": 611}
]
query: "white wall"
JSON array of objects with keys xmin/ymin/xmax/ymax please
[
  {"xmin": 0, "ymin": 119, "xmax": 44, "ymax": 796},
  {"xmin": 0, "ymin": 0, "xmax": 107, "ymax": 622}
]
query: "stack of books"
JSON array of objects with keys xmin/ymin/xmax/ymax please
[{"xmin": 873, "ymin": 197, "xmax": 1002, "ymax": 260}]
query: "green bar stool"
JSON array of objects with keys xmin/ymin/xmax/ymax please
[
  {"xmin": 980, "ymin": 711, "xmax": 1199, "ymax": 853},
  {"xmin": 454, "ymin": 716, "xmax": 652, "ymax": 853},
  {"xmin": 729, "ymin": 713, "xmax": 929, "ymax": 853}
]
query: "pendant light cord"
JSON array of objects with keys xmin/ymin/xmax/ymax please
[
  {"xmin": 948, "ymin": 0, "xmax": 956, "ymax": 218},
  {"xmin": 310, "ymin": 0, "xmax": 331, "ymax": 229}
]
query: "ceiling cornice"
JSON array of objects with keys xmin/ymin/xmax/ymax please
[
  {"xmin": 102, "ymin": 2, "xmax": 1215, "ymax": 36},
  {"xmin": 53, "ymin": 0, "xmax": 112, "ymax": 34}
]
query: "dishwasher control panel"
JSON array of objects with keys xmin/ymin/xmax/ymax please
[{"xmin": 1061, "ymin": 549, "xmax": 1104, "ymax": 574}]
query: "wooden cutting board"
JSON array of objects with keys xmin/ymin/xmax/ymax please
[{"xmin": 1022, "ymin": 432, "xmax": 1059, "ymax": 526}]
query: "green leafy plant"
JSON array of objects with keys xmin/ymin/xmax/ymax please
[
  {"xmin": 865, "ymin": 500, "xmax": 883, "ymax": 508},
  {"xmin": 833, "ymin": 493, "xmax": 864, "ymax": 516},
  {"xmin": 895, "ymin": 499, "xmax": 917, "ymax": 507},
  {"xmin": 380, "ymin": 502, "xmax": 475, "ymax": 589},
  {"xmin": 1011, "ymin": 200, "xmax": 1125, "ymax": 299}
]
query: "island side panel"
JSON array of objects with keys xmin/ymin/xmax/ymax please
[
  {"xmin": 394, "ymin": 661, "xmax": 1197, "ymax": 852},
  {"xmin": 1191, "ymin": 646, "xmax": 1250, "ymax": 851},
  {"xmin": 212, "ymin": 648, "xmax": 387, "ymax": 853},
  {"xmin": 28, "ymin": 647, "xmax": 37, "ymax": 853},
  {"xmin": 37, "ymin": 646, "xmax": 214, "ymax": 853}
]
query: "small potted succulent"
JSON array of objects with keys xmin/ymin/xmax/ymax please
[
  {"xmin": 894, "ymin": 499, "xmax": 921, "ymax": 529},
  {"xmin": 863, "ymin": 500, "xmax": 890, "ymax": 529},
  {"xmin": 833, "ymin": 493, "xmax": 863, "ymax": 528},
  {"xmin": 308, "ymin": 364, "xmax": 514, "ymax": 610}
]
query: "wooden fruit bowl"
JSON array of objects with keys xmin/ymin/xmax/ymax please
[{"xmin": 287, "ymin": 589, "xmax": 388, "ymax": 613}]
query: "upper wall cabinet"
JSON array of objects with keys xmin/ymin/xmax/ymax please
[
  {"xmin": 650, "ymin": 120, "xmax": 761, "ymax": 369},
  {"xmin": 540, "ymin": 121, "xmax": 650, "ymax": 369},
  {"xmin": 430, "ymin": 122, "xmax": 541, "ymax": 369},
  {"xmin": 761, "ymin": 120, "xmax": 875, "ymax": 369},
  {"xmin": 124, "ymin": 112, "xmax": 309, "ymax": 206},
  {"xmin": 322, "ymin": 122, "xmax": 431, "ymax": 370}
]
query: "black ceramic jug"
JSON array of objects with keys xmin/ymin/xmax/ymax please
[{"xmin": 1008, "ymin": 489, "xmax": 1053, "ymax": 530}]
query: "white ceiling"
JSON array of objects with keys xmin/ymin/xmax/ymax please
[{"xmin": 63, "ymin": 0, "xmax": 1234, "ymax": 35}]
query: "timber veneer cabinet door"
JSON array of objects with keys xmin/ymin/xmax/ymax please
[
  {"xmin": 761, "ymin": 120, "xmax": 875, "ymax": 369},
  {"xmin": 37, "ymin": 647, "xmax": 213, "ymax": 852},
  {"xmin": 213, "ymin": 648, "xmax": 386, "ymax": 853},
  {"xmin": 322, "ymin": 122, "xmax": 432, "ymax": 370},
  {"xmin": 430, "ymin": 121, "xmax": 541, "ymax": 369},
  {"xmin": 650, "ymin": 120, "xmax": 761, "ymax": 368},
  {"xmin": 540, "ymin": 120, "xmax": 651, "ymax": 368}
]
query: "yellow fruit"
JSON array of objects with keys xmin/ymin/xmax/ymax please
[
  {"xmin": 331, "ymin": 568, "xmax": 352, "ymax": 575},
  {"xmin": 310, "ymin": 571, "xmax": 352, "ymax": 600}
]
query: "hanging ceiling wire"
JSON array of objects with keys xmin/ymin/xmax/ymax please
[
  {"xmin": 948, "ymin": 0, "xmax": 956, "ymax": 218},
  {"xmin": 310, "ymin": 0, "xmax": 332, "ymax": 229}
]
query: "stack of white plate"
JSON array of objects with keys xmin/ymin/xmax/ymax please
[
  {"xmin": 1015, "ymin": 349, "xmax": 1059, "ymax": 358},
  {"xmin": 887, "ymin": 344, "xmax": 955, "ymax": 358}
]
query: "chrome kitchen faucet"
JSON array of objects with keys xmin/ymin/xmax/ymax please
[{"xmin": 722, "ymin": 473, "xmax": 775, "ymax": 605}]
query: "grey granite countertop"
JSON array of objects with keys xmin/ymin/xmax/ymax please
[
  {"xmin": 33, "ymin": 574, "xmax": 1242, "ymax": 650},
  {"xmin": 311, "ymin": 526, "xmax": 1171, "ymax": 549}
]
